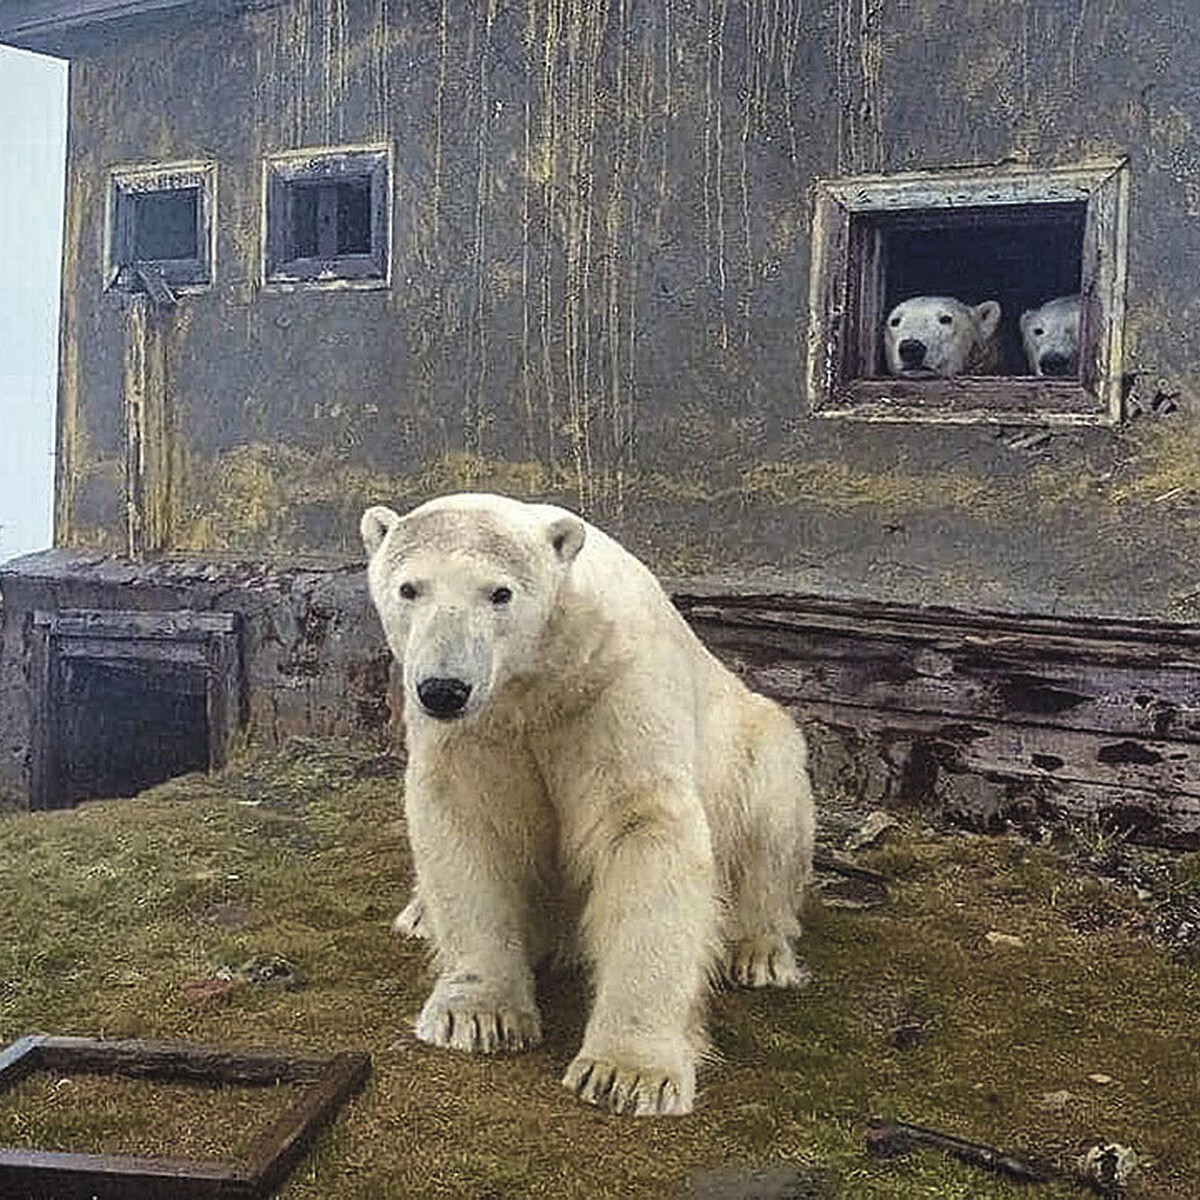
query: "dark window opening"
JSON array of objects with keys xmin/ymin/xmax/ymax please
[
  {"xmin": 861, "ymin": 203, "xmax": 1086, "ymax": 377},
  {"xmin": 288, "ymin": 178, "xmax": 373, "ymax": 259},
  {"xmin": 109, "ymin": 165, "xmax": 214, "ymax": 293},
  {"xmin": 265, "ymin": 148, "xmax": 390, "ymax": 285},
  {"xmin": 131, "ymin": 188, "xmax": 200, "ymax": 261}
]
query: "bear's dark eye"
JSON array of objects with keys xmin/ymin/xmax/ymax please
[
  {"xmin": 938, "ymin": 314, "xmax": 953, "ymax": 326},
  {"xmin": 399, "ymin": 582, "xmax": 417, "ymax": 600},
  {"xmin": 889, "ymin": 316, "xmax": 901, "ymax": 327},
  {"xmin": 1033, "ymin": 326, "xmax": 1044, "ymax": 337},
  {"xmin": 490, "ymin": 586, "xmax": 513, "ymax": 606}
]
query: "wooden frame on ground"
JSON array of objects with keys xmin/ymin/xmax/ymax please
[{"xmin": 0, "ymin": 1035, "xmax": 370, "ymax": 1199}]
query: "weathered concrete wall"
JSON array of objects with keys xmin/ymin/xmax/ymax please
[{"xmin": 52, "ymin": 0, "xmax": 1200, "ymax": 619}]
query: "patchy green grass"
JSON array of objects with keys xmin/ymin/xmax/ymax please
[{"xmin": 0, "ymin": 739, "xmax": 1197, "ymax": 1198}]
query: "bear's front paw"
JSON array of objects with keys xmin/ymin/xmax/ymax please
[
  {"xmin": 724, "ymin": 936, "xmax": 811, "ymax": 989},
  {"xmin": 415, "ymin": 978, "xmax": 542, "ymax": 1054},
  {"xmin": 562, "ymin": 1053, "xmax": 695, "ymax": 1117}
]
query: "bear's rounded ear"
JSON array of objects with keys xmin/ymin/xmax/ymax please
[
  {"xmin": 1018, "ymin": 308, "xmax": 1035, "ymax": 332},
  {"xmin": 547, "ymin": 514, "xmax": 586, "ymax": 564},
  {"xmin": 974, "ymin": 300, "xmax": 1002, "ymax": 339},
  {"xmin": 361, "ymin": 505, "xmax": 401, "ymax": 557}
]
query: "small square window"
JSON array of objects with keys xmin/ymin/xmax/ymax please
[
  {"xmin": 264, "ymin": 146, "xmax": 391, "ymax": 287},
  {"xmin": 108, "ymin": 162, "xmax": 215, "ymax": 293},
  {"xmin": 806, "ymin": 161, "xmax": 1129, "ymax": 424}
]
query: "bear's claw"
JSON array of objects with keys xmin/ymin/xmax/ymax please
[
  {"xmin": 415, "ymin": 990, "xmax": 542, "ymax": 1054},
  {"xmin": 392, "ymin": 895, "xmax": 428, "ymax": 939},
  {"xmin": 724, "ymin": 936, "xmax": 811, "ymax": 989},
  {"xmin": 562, "ymin": 1054, "xmax": 692, "ymax": 1116}
]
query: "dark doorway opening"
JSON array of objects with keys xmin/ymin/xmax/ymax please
[
  {"xmin": 31, "ymin": 610, "xmax": 241, "ymax": 810},
  {"xmin": 57, "ymin": 658, "xmax": 210, "ymax": 805}
]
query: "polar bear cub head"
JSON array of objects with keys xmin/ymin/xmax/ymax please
[
  {"xmin": 883, "ymin": 295, "xmax": 1002, "ymax": 377},
  {"xmin": 1020, "ymin": 294, "xmax": 1081, "ymax": 377},
  {"xmin": 361, "ymin": 494, "xmax": 586, "ymax": 722}
]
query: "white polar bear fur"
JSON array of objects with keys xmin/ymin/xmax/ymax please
[
  {"xmin": 362, "ymin": 492, "xmax": 815, "ymax": 1117},
  {"xmin": 884, "ymin": 295, "xmax": 1002, "ymax": 377},
  {"xmin": 1020, "ymin": 294, "xmax": 1081, "ymax": 377}
]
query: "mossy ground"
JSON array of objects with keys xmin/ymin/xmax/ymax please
[{"xmin": 0, "ymin": 739, "xmax": 1197, "ymax": 1198}]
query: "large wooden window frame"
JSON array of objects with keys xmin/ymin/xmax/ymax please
[{"xmin": 806, "ymin": 161, "xmax": 1130, "ymax": 425}]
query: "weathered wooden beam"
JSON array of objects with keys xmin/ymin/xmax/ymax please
[
  {"xmin": 0, "ymin": 1149, "xmax": 245, "ymax": 1200},
  {"xmin": 678, "ymin": 592, "xmax": 1200, "ymax": 843},
  {"xmin": 678, "ymin": 595, "xmax": 1200, "ymax": 655},
  {"xmin": 244, "ymin": 1052, "xmax": 371, "ymax": 1197},
  {"xmin": 804, "ymin": 701, "xmax": 1200, "ymax": 798},
  {"xmin": 34, "ymin": 1037, "xmax": 339, "ymax": 1085}
]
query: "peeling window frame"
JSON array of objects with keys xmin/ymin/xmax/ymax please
[
  {"xmin": 806, "ymin": 160, "xmax": 1130, "ymax": 425},
  {"xmin": 262, "ymin": 144, "xmax": 392, "ymax": 290},
  {"xmin": 106, "ymin": 161, "xmax": 217, "ymax": 294}
]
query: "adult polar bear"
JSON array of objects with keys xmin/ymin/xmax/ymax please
[{"xmin": 362, "ymin": 493, "xmax": 815, "ymax": 1117}]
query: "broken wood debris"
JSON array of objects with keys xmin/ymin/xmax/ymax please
[
  {"xmin": 866, "ymin": 1118, "xmax": 1139, "ymax": 1195},
  {"xmin": 867, "ymin": 1118, "xmax": 1053, "ymax": 1184},
  {"xmin": 812, "ymin": 852, "xmax": 890, "ymax": 887},
  {"xmin": 813, "ymin": 851, "xmax": 891, "ymax": 909}
]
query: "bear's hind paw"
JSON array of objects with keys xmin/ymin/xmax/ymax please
[
  {"xmin": 724, "ymin": 936, "xmax": 811, "ymax": 989},
  {"xmin": 562, "ymin": 1054, "xmax": 694, "ymax": 1117}
]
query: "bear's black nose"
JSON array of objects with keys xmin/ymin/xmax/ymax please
[
  {"xmin": 416, "ymin": 676, "xmax": 472, "ymax": 718},
  {"xmin": 898, "ymin": 338, "xmax": 926, "ymax": 368},
  {"xmin": 1039, "ymin": 352, "xmax": 1073, "ymax": 376}
]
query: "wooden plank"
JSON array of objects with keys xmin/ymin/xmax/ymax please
[
  {"xmin": 676, "ymin": 593, "xmax": 1200, "ymax": 652},
  {"xmin": 245, "ymin": 1052, "xmax": 371, "ymax": 1197},
  {"xmin": 56, "ymin": 639, "xmax": 209, "ymax": 664},
  {"xmin": 1037, "ymin": 781, "xmax": 1200, "ymax": 848},
  {"xmin": 694, "ymin": 615, "xmax": 1200, "ymax": 676},
  {"xmin": 1086, "ymin": 159, "xmax": 1130, "ymax": 423},
  {"xmin": 805, "ymin": 178, "xmax": 851, "ymax": 412},
  {"xmin": 36, "ymin": 1038, "xmax": 334, "ymax": 1086},
  {"xmin": 821, "ymin": 161, "xmax": 1121, "ymax": 211},
  {"xmin": 0, "ymin": 1149, "xmax": 246, "ymax": 1200},
  {"xmin": 36, "ymin": 609, "xmax": 237, "ymax": 639},
  {"xmin": 28, "ymin": 618, "xmax": 57, "ymax": 811},
  {"xmin": 683, "ymin": 598, "xmax": 1200, "ymax": 742},
  {"xmin": 802, "ymin": 701, "xmax": 1200, "ymax": 799},
  {"xmin": 207, "ymin": 630, "xmax": 243, "ymax": 772},
  {"xmin": 832, "ymin": 376, "xmax": 1107, "ymax": 424},
  {"xmin": 0, "ymin": 1035, "xmax": 47, "ymax": 1092},
  {"xmin": 682, "ymin": 601, "xmax": 1200, "ymax": 669}
]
